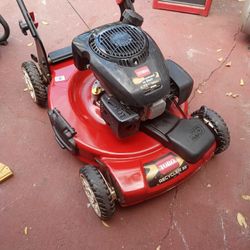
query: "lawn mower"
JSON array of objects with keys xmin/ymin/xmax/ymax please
[{"xmin": 17, "ymin": 0, "xmax": 230, "ymax": 220}]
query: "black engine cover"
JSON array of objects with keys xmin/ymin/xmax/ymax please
[{"xmin": 72, "ymin": 23, "xmax": 170, "ymax": 108}]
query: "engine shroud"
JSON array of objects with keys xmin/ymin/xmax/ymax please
[{"xmin": 72, "ymin": 23, "xmax": 171, "ymax": 108}]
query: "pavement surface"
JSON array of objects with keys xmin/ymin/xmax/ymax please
[{"xmin": 0, "ymin": 0, "xmax": 250, "ymax": 249}]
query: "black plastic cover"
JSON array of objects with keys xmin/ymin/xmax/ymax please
[
  {"xmin": 100, "ymin": 94, "xmax": 140, "ymax": 138},
  {"xmin": 72, "ymin": 23, "xmax": 170, "ymax": 108},
  {"xmin": 48, "ymin": 46, "xmax": 72, "ymax": 64},
  {"xmin": 165, "ymin": 59, "xmax": 193, "ymax": 104},
  {"xmin": 141, "ymin": 113, "xmax": 215, "ymax": 163},
  {"xmin": 122, "ymin": 9, "xmax": 143, "ymax": 27}
]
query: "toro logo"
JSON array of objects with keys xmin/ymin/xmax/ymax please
[
  {"xmin": 134, "ymin": 66, "xmax": 151, "ymax": 78},
  {"xmin": 156, "ymin": 155, "xmax": 179, "ymax": 175}
]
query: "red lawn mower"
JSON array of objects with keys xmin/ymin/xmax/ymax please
[{"xmin": 17, "ymin": 0, "xmax": 230, "ymax": 220}]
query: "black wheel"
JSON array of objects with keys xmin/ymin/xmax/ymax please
[
  {"xmin": 21, "ymin": 61, "xmax": 47, "ymax": 107},
  {"xmin": 79, "ymin": 166, "xmax": 116, "ymax": 220},
  {"xmin": 0, "ymin": 15, "xmax": 10, "ymax": 45},
  {"xmin": 191, "ymin": 106, "xmax": 230, "ymax": 154}
]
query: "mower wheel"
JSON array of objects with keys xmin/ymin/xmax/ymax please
[
  {"xmin": 191, "ymin": 106, "xmax": 230, "ymax": 154},
  {"xmin": 79, "ymin": 166, "xmax": 115, "ymax": 220},
  {"xmin": 21, "ymin": 61, "xmax": 47, "ymax": 107}
]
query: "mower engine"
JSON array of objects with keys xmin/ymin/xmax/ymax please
[{"xmin": 72, "ymin": 11, "xmax": 173, "ymax": 138}]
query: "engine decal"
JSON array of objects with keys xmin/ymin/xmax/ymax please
[
  {"xmin": 132, "ymin": 72, "xmax": 161, "ymax": 93},
  {"xmin": 134, "ymin": 66, "xmax": 151, "ymax": 77},
  {"xmin": 144, "ymin": 153, "xmax": 189, "ymax": 187}
]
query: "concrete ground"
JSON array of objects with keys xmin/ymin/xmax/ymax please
[{"xmin": 0, "ymin": 0, "xmax": 249, "ymax": 249}]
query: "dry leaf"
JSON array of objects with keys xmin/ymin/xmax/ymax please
[
  {"xmin": 102, "ymin": 221, "xmax": 110, "ymax": 228},
  {"xmin": 225, "ymin": 61, "xmax": 232, "ymax": 67},
  {"xmin": 24, "ymin": 226, "xmax": 28, "ymax": 235},
  {"xmin": 156, "ymin": 245, "xmax": 161, "ymax": 250},
  {"xmin": 240, "ymin": 79, "xmax": 245, "ymax": 86},
  {"xmin": 42, "ymin": 20, "xmax": 49, "ymax": 25},
  {"xmin": 197, "ymin": 89, "xmax": 203, "ymax": 94},
  {"xmin": 27, "ymin": 42, "xmax": 33, "ymax": 47},
  {"xmin": 242, "ymin": 195, "xmax": 250, "ymax": 201},
  {"xmin": 207, "ymin": 184, "xmax": 212, "ymax": 188},
  {"xmin": 24, "ymin": 88, "xmax": 28, "ymax": 92},
  {"xmin": 216, "ymin": 49, "xmax": 222, "ymax": 52},
  {"xmin": 237, "ymin": 213, "xmax": 248, "ymax": 228},
  {"xmin": 226, "ymin": 92, "xmax": 233, "ymax": 96},
  {"xmin": 217, "ymin": 57, "xmax": 223, "ymax": 62},
  {"xmin": 232, "ymin": 94, "xmax": 239, "ymax": 98}
]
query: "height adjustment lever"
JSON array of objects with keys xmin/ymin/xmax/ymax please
[{"xmin": 19, "ymin": 20, "xmax": 29, "ymax": 35}]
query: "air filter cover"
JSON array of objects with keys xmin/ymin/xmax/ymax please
[{"xmin": 89, "ymin": 24, "xmax": 148, "ymax": 66}]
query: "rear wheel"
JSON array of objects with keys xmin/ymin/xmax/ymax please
[
  {"xmin": 191, "ymin": 106, "xmax": 230, "ymax": 154},
  {"xmin": 21, "ymin": 61, "xmax": 47, "ymax": 107},
  {"xmin": 79, "ymin": 165, "xmax": 116, "ymax": 220}
]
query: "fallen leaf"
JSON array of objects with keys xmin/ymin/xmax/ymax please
[
  {"xmin": 226, "ymin": 92, "xmax": 233, "ymax": 96},
  {"xmin": 242, "ymin": 195, "xmax": 250, "ymax": 201},
  {"xmin": 42, "ymin": 20, "xmax": 49, "ymax": 25},
  {"xmin": 197, "ymin": 89, "xmax": 203, "ymax": 94},
  {"xmin": 102, "ymin": 221, "xmax": 110, "ymax": 228},
  {"xmin": 207, "ymin": 184, "xmax": 212, "ymax": 188},
  {"xmin": 87, "ymin": 203, "xmax": 91, "ymax": 208},
  {"xmin": 232, "ymin": 94, "xmax": 239, "ymax": 98},
  {"xmin": 24, "ymin": 88, "xmax": 28, "ymax": 92},
  {"xmin": 237, "ymin": 213, "xmax": 248, "ymax": 228},
  {"xmin": 225, "ymin": 61, "xmax": 232, "ymax": 67},
  {"xmin": 24, "ymin": 226, "xmax": 28, "ymax": 235},
  {"xmin": 240, "ymin": 79, "xmax": 245, "ymax": 86},
  {"xmin": 217, "ymin": 57, "xmax": 223, "ymax": 62},
  {"xmin": 27, "ymin": 42, "xmax": 33, "ymax": 47},
  {"xmin": 216, "ymin": 48, "xmax": 222, "ymax": 52},
  {"xmin": 0, "ymin": 163, "xmax": 13, "ymax": 182},
  {"xmin": 156, "ymin": 245, "xmax": 161, "ymax": 250}
]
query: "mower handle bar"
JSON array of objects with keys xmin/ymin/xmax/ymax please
[
  {"xmin": 16, "ymin": 0, "xmax": 135, "ymax": 36},
  {"xmin": 16, "ymin": 0, "xmax": 136, "ymax": 82},
  {"xmin": 17, "ymin": 0, "xmax": 38, "ymax": 38}
]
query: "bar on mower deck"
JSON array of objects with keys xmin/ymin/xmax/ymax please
[{"xmin": 48, "ymin": 46, "xmax": 73, "ymax": 64}]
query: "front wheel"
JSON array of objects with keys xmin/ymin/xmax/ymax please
[
  {"xmin": 191, "ymin": 106, "xmax": 230, "ymax": 154},
  {"xmin": 79, "ymin": 166, "xmax": 116, "ymax": 220}
]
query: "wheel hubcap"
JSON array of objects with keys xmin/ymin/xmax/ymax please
[
  {"xmin": 80, "ymin": 174, "xmax": 101, "ymax": 217},
  {"xmin": 23, "ymin": 69, "xmax": 36, "ymax": 102}
]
